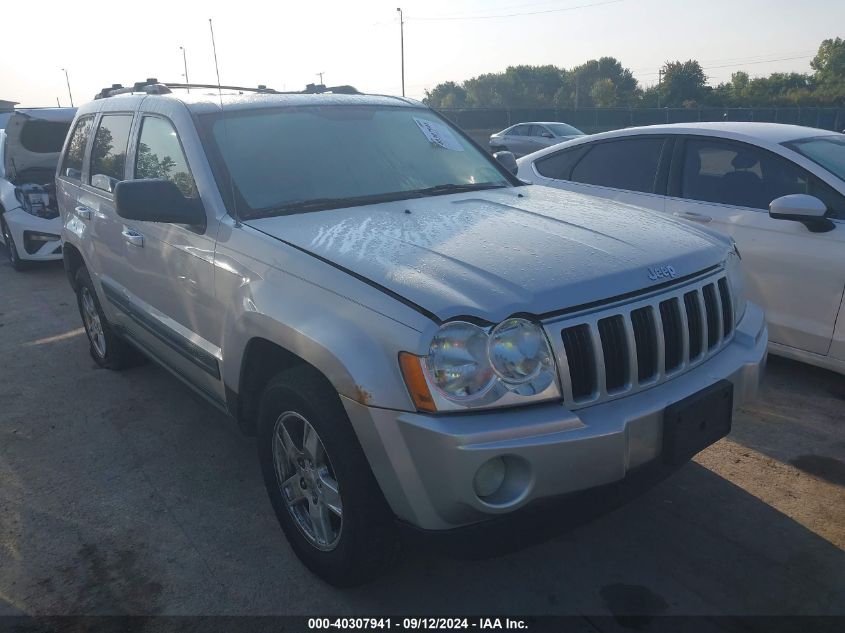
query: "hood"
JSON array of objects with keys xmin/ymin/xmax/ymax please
[
  {"xmin": 2, "ymin": 109, "xmax": 76, "ymax": 183},
  {"xmin": 247, "ymin": 186, "xmax": 730, "ymax": 323}
]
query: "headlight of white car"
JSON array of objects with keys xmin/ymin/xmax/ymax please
[
  {"xmin": 726, "ymin": 243, "xmax": 747, "ymax": 324},
  {"xmin": 399, "ymin": 318, "xmax": 561, "ymax": 412}
]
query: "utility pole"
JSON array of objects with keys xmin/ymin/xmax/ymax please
[
  {"xmin": 61, "ymin": 68, "xmax": 74, "ymax": 107},
  {"xmin": 657, "ymin": 68, "xmax": 663, "ymax": 109},
  {"xmin": 316, "ymin": 72, "xmax": 325, "ymax": 85},
  {"xmin": 180, "ymin": 46, "xmax": 190, "ymax": 92},
  {"xmin": 396, "ymin": 7, "xmax": 405, "ymax": 97}
]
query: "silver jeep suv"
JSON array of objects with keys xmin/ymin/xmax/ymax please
[{"xmin": 58, "ymin": 81, "xmax": 767, "ymax": 585}]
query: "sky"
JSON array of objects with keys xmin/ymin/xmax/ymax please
[{"xmin": 2, "ymin": 0, "xmax": 842, "ymax": 107}]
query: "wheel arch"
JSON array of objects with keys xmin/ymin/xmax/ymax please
[
  {"xmin": 229, "ymin": 336, "xmax": 341, "ymax": 436},
  {"xmin": 62, "ymin": 242, "xmax": 86, "ymax": 291}
]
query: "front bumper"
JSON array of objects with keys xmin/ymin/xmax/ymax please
[
  {"xmin": 3, "ymin": 207, "xmax": 62, "ymax": 261},
  {"xmin": 344, "ymin": 302, "xmax": 767, "ymax": 531}
]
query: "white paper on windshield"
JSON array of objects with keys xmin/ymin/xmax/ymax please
[{"xmin": 414, "ymin": 117, "xmax": 465, "ymax": 151}]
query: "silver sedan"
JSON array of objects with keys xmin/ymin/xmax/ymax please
[{"xmin": 489, "ymin": 121, "xmax": 584, "ymax": 157}]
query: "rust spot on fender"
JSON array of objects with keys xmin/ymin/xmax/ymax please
[{"xmin": 353, "ymin": 385, "xmax": 373, "ymax": 405}]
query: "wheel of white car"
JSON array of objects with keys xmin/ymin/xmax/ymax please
[
  {"xmin": 1, "ymin": 216, "xmax": 27, "ymax": 272},
  {"xmin": 257, "ymin": 365, "xmax": 398, "ymax": 586},
  {"xmin": 74, "ymin": 267, "xmax": 142, "ymax": 370}
]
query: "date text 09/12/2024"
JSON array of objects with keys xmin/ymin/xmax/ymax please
[{"xmin": 307, "ymin": 618, "xmax": 529, "ymax": 630}]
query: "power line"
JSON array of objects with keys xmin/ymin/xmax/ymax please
[
  {"xmin": 637, "ymin": 54, "xmax": 814, "ymax": 78},
  {"xmin": 408, "ymin": 0, "xmax": 624, "ymax": 22}
]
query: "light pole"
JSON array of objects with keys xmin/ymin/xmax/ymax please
[
  {"xmin": 180, "ymin": 46, "xmax": 190, "ymax": 92},
  {"xmin": 316, "ymin": 71, "xmax": 325, "ymax": 85},
  {"xmin": 396, "ymin": 7, "xmax": 405, "ymax": 97},
  {"xmin": 61, "ymin": 68, "xmax": 73, "ymax": 107}
]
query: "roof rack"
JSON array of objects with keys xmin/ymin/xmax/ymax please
[{"xmin": 94, "ymin": 79, "xmax": 360, "ymax": 99}]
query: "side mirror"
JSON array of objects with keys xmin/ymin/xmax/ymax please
[
  {"xmin": 769, "ymin": 194, "xmax": 834, "ymax": 233},
  {"xmin": 541, "ymin": 132, "xmax": 554, "ymax": 139},
  {"xmin": 493, "ymin": 150, "xmax": 518, "ymax": 176},
  {"xmin": 115, "ymin": 179, "xmax": 206, "ymax": 229}
]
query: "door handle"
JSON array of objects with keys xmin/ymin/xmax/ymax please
[
  {"xmin": 675, "ymin": 211, "xmax": 712, "ymax": 223},
  {"xmin": 122, "ymin": 227, "xmax": 144, "ymax": 247},
  {"xmin": 75, "ymin": 205, "xmax": 92, "ymax": 220}
]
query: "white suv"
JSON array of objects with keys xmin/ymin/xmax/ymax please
[
  {"xmin": 0, "ymin": 108, "xmax": 76, "ymax": 270},
  {"xmin": 58, "ymin": 81, "xmax": 766, "ymax": 585}
]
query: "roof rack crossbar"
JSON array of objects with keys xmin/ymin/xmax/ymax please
[{"xmin": 94, "ymin": 80, "xmax": 361, "ymax": 100}]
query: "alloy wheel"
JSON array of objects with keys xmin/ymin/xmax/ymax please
[
  {"xmin": 80, "ymin": 287, "xmax": 107, "ymax": 359},
  {"xmin": 272, "ymin": 411, "xmax": 343, "ymax": 550}
]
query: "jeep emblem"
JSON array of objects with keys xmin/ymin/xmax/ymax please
[{"xmin": 648, "ymin": 265, "xmax": 677, "ymax": 281}]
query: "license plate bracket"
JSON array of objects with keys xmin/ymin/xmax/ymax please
[{"xmin": 662, "ymin": 379, "xmax": 734, "ymax": 465}]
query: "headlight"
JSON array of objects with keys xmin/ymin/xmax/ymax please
[
  {"xmin": 726, "ymin": 243, "xmax": 747, "ymax": 324},
  {"xmin": 401, "ymin": 318, "xmax": 561, "ymax": 412},
  {"xmin": 427, "ymin": 321, "xmax": 496, "ymax": 401},
  {"xmin": 488, "ymin": 318, "xmax": 555, "ymax": 395},
  {"xmin": 14, "ymin": 185, "xmax": 58, "ymax": 219}
]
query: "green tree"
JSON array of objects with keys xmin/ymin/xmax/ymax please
[
  {"xmin": 590, "ymin": 78, "xmax": 618, "ymax": 107},
  {"xmin": 566, "ymin": 57, "xmax": 639, "ymax": 107},
  {"xmin": 811, "ymin": 37, "xmax": 845, "ymax": 84},
  {"xmin": 661, "ymin": 60, "xmax": 708, "ymax": 106},
  {"xmin": 423, "ymin": 81, "xmax": 468, "ymax": 108}
]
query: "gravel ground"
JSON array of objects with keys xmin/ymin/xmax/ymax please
[{"xmin": 0, "ymin": 258, "xmax": 843, "ymax": 621}]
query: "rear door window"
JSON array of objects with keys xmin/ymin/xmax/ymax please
[
  {"xmin": 134, "ymin": 116, "xmax": 198, "ymax": 198},
  {"xmin": 570, "ymin": 138, "xmax": 665, "ymax": 193},
  {"xmin": 89, "ymin": 114, "xmax": 133, "ymax": 193},
  {"xmin": 60, "ymin": 116, "xmax": 94, "ymax": 181}
]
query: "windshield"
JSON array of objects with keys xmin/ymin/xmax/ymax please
[
  {"xmin": 784, "ymin": 136, "xmax": 845, "ymax": 182},
  {"xmin": 199, "ymin": 105, "xmax": 512, "ymax": 218},
  {"xmin": 546, "ymin": 123, "xmax": 583, "ymax": 137}
]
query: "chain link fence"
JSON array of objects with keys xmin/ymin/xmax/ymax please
[{"xmin": 437, "ymin": 107, "xmax": 845, "ymax": 135}]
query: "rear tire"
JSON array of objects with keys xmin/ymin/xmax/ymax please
[
  {"xmin": 74, "ymin": 267, "xmax": 142, "ymax": 370},
  {"xmin": 257, "ymin": 366, "xmax": 398, "ymax": 586},
  {"xmin": 1, "ymin": 217, "xmax": 27, "ymax": 272}
]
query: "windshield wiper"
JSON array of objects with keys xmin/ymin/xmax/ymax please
[
  {"xmin": 407, "ymin": 182, "xmax": 508, "ymax": 197},
  {"xmin": 246, "ymin": 191, "xmax": 416, "ymax": 219},
  {"xmin": 244, "ymin": 182, "xmax": 509, "ymax": 220}
]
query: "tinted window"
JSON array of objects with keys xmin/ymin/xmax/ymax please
[
  {"xmin": 89, "ymin": 114, "xmax": 133, "ymax": 192},
  {"xmin": 570, "ymin": 138, "xmax": 664, "ymax": 193},
  {"xmin": 529, "ymin": 125, "xmax": 547, "ymax": 137},
  {"xmin": 20, "ymin": 121, "xmax": 72, "ymax": 153},
  {"xmin": 681, "ymin": 138, "xmax": 843, "ymax": 215},
  {"xmin": 509, "ymin": 125, "xmax": 528, "ymax": 136},
  {"xmin": 135, "ymin": 117, "xmax": 198, "ymax": 198},
  {"xmin": 534, "ymin": 146, "xmax": 588, "ymax": 179},
  {"xmin": 60, "ymin": 116, "xmax": 94, "ymax": 181}
]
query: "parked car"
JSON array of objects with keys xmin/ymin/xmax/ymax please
[
  {"xmin": 59, "ymin": 82, "xmax": 766, "ymax": 586},
  {"xmin": 517, "ymin": 122, "xmax": 845, "ymax": 375},
  {"xmin": 489, "ymin": 121, "xmax": 584, "ymax": 157},
  {"xmin": 0, "ymin": 108, "xmax": 76, "ymax": 270}
]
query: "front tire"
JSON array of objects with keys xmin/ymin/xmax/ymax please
[
  {"xmin": 1, "ymin": 217, "xmax": 27, "ymax": 272},
  {"xmin": 74, "ymin": 267, "xmax": 141, "ymax": 370},
  {"xmin": 257, "ymin": 366, "xmax": 398, "ymax": 586}
]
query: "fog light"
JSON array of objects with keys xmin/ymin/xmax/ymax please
[{"xmin": 473, "ymin": 457, "xmax": 506, "ymax": 498}]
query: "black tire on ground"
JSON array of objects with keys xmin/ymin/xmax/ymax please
[
  {"xmin": 257, "ymin": 366, "xmax": 398, "ymax": 586},
  {"xmin": 1, "ymin": 216, "xmax": 28, "ymax": 272},
  {"xmin": 74, "ymin": 267, "xmax": 142, "ymax": 370}
]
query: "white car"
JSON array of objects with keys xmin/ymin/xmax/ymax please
[
  {"xmin": 517, "ymin": 122, "xmax": 845, "ymax": 375},
  {"xmin": 0, "ymin": 108, "xmax": 76, "ymax": 270}
]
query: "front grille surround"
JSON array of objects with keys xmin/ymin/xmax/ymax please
[{"xmin": 547, "ymin": 269, "xmax": 735, "ymax": 409}]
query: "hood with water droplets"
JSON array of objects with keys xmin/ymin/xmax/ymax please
[{"xmin": 246, "ymin": 186, "xmax": 729, "ymax": 322}]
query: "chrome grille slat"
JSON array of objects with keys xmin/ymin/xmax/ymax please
[{"xmin": 552, "ymin": 271, "xmax": 734, "ymax": 409}]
